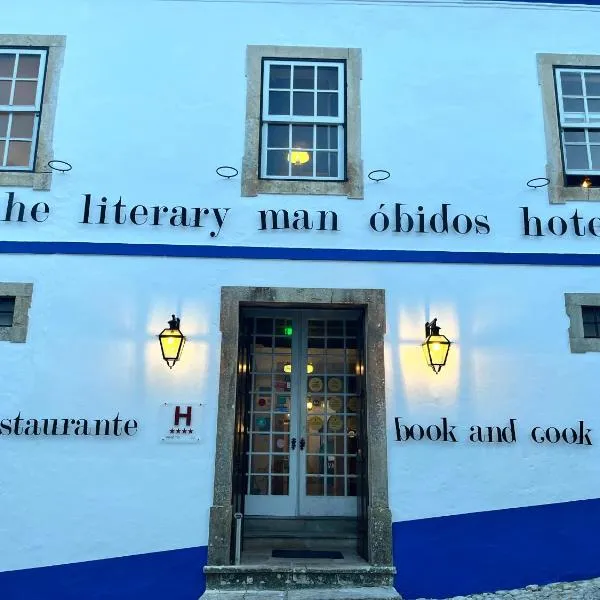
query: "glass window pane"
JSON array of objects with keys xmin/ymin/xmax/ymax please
[
  {"xmin": 307, "ymin": 455, "xmax": 324, "ymax": 475},
  {"xmin": 250, "ymin": 475, "xmax": 268, "ymax": 495},
  {"xmin": 316, "ymin": 152, "xmax": 338, "ymax": 177},
  {"xmin": 6, "ymin": 140, "xmax": 31, "ymax": 166},
  {"xmin": 16, "ymin": 55, "xmax": 40, "ymax": 79},
  {"xmin": 317, "ymin": 66, "xmax": 338, "ymax": 90},
  {"xmin": 564, "ymin": 129, "xmax": 586, "ymax": 143},
  {"xmin": 561, "ymin": 71, "xmax": 583, "ymax": 95},
  {"xmin": 589, "ymin": 99, "xmax": 600, "ymax": 113},
  {"xmin": 585, "ymin": 72, "xmax": 600, "ymax": 96},
  {"xmin": 251, "ymin": 455, "xmax": 269, "ymax": 473},
  {"xmin": 347, "ymin": 477, "xmax": 357, "ymax": 497},
  {"xmin": 293, "ymin": 66, "xmax": 314, "ymax": 89},
  {"xmin": 268, "ymin": 91, "xmax": 290, "ymax": 116},
  {"xmin": 591, "ymin": 146, "xmax": 600, "ymax": 170},
  {"xmin": 293, "ymin": 91, "xmax": 314, "ymax": 116},
  {"xmin": 583, "ymin": 322, "xmax": 598, "ymax": 338},
  {"xmin": 309, "ymin": 320, "xmax": 325, "ymax": 336},
  {"xmin": 0, "ymin": 54, "xmax": 15, "ymax": 78},
  {"xmin": 10, "ymin": 113, "xmax": 35, "ymax": 138},
  {"xmin": 291, "ymin": 124, "xmax": 313, "ymax": 149},
  {"xmin": 13, "ymin": 81, "xmax": 37, "ymax": 105},
  {"xmin": 306, "ymin": 476, "xmax": 324, "ymax": 496},
  {"xmin": 563, "ymin": 97, "xmax": 585, "ymax": 113},
  {"xmin": 0, "ymin": 140, "xmax": 4, "ymax": 165},
  {"xmin": 271, "ymin": 455, "xmax": 289, "ymax": 474},
  {"xmin": 266, "ymin": 150, "xmax": 288, "ymax": 176},
  {"xmin": 589, "ymin": 131, "xmax": 600, "ymax": 143},
  {"xmin": 565, "ymin": 144, "xmax": 589, "ymax": 170},
  {"xmin": 271, "ymin": 476, "xmax": 289, "ymax": 495},
  {"xmin": 291, "ymin": 151, "xmax": 313, "ymax": 176},
  {"xmin": 267, "ymin": 124, "xmax": 288, "ymax": 148},
  {"xmin": 0, "ymin": 81, "xmax": 11, "ymax": 104},
  {"xmin": 317, "ymin": 92, "xmax": 338, "ymax": 117},
  {"xmin": 252, "ymin": 434, "xmax": 270, "ymax": 453},
  {"xmin": 0, "ymin": 113, "xmax": 7, "ymax": 137},
  {"xmin": 272, "ymin": 415, "xmax": 289, "ymax": 433},
  {"xmin": 326, "ymin": 477, "xmax": 345, "ymax": 496},
  {"xmin": 255, "ymin": 318, "xmax": 272, "ymax": 334},
  {"xmin": 269, "ymin": 64, "xmax": 290, "ymax": 89},
  {"xmin": 316, "ymin": 126, "xmax": 338, "ymax": 149}
]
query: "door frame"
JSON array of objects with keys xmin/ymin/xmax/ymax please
[{"xmin": 207, "ymin": 287, "xmax": 392, "ymax": 567}]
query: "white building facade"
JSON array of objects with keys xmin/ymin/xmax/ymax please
[{"xmin": 1, "ymin": 1, "xmax": 600, "ymax": 599}]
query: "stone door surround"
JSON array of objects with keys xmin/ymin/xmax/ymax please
[{"xmin": 207, "ymin": 286, "xmax": 393, "ymax": 567}]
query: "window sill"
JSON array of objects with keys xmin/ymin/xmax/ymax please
[
  {"xmin": 555, "ymin": 186, "xmax": 600, "ymax": 203},
  {"xmin": 0, "ymin": 171, "xmax": 51, "ymax": 191},
  {"xmin": 243, "ymin": 177, "xmax": 362, "ymax": 198}
]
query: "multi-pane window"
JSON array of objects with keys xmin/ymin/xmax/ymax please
[
  {"xmin": 581, "ymin": 305, "xmax": 600, "ymax": 338},
  {"xmin": 260, "ymin": 60, "xmax": 345, "ymax": 180},
  {"xmin": 0, "ymin": 296, "xmax": 15, "ymax": 327},
  {"xmin": 0, "ymin": 49, "xmax": 48, "ymax": 171},
  {"xmin": 555, "ymin": 68, "xmax": 600, "ymax": 185}
]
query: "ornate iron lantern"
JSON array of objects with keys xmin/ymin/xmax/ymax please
[
  {"xmin": 422, "ymin": 318, "xmax": 451, "ymax": 374},
  {"xmin": 158, "ymin": 315, "xmax": 185, "ymax": 369}
]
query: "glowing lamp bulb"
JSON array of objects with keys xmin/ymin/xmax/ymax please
[{"xmin": 287, "ymin": 150, "xmax": 310, "ymax": 166}]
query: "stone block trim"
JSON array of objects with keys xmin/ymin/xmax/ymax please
[
  {"xmin": 564, "ymin": 292, "xmax": 600, "ymax": 353},
  {"xmin": 0, "ymin": 34, "xmax": 66, "ymax": 191},
  {"xmin": 414, "ymin": 577, "xmax": 600, "ymax": 600},
  {"xmin": 0, "ymin": 282, "xmax": 33, "ymax": 343},
  {"xmin": 242, "ymin": 45, "xmax": 363, "ymax": 199}
]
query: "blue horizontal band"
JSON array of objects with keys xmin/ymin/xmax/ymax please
[{"xmin": 3, "ymin": 240, "xmax": 600, "ymax": 267}]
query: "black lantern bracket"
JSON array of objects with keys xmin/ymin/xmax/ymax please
[
  {"xmin": 35, "ymin": 160, "xmax": 73, "ymax": 174},
  {"xmin": 526, "ymin": 177, "xmax": 549, "ymax": 189}
]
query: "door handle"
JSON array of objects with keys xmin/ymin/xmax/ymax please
[
  {"xmin": 291, "ymin": 437, "xmax": 297, "ymax": 450},
  {"xmin": 299, "ymin": 438, "xmax": 306, "ymax": 451}
]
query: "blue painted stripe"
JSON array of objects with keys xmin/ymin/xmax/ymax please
[
  {"xmin": 0, "ymin": 546, "xmax": 207, "ymax": 600},
  {"xmin": 3, "ymin": 240, "xmax": 600, "ymax": 267},
  {"xmin": 393, "ymin": 498, "xmax": 600, "ymax": 599}
]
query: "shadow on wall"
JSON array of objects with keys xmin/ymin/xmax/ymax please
[
  {"xmin": 392, "ymin": 498, "xmax": 600, "ymax": 599},
  {"xmin": 0, "ymin": 546, "xmax": 208, "ymax": 600}
]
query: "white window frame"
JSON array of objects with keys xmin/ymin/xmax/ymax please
[
  {"xmin": 0, "ymin": 47, "xmax": 48, "ymax": 171},
  {"xmin": 555, "ymin": 67, "xmax": 600, "ymax": 178},
  {"xmin": 260, "ymin": 60, "xmax": 345, "ymax": 181}
]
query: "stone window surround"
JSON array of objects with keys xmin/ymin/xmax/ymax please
[
  {"xmin": 0, "ymin": 282, "xmax": 33, "ymax": 343},
  {"xmin": 241, "ymin": 45, "xmax": 364, "ymax": 199},
  {"xmin": 565, "ymin": 292, "xmax": 600, "ymax": 353},
  {"xmin": 538, "ymin": 53, "xmax": 600, "ymax": 204},
  {"xmin": 0, "ymin": 35, "xmax": 66, "ymax": 191},
  {"xmin": 207, "ymin": 286, "xmax": 392, "ymax": 567}
]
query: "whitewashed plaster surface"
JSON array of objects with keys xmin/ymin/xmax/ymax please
[{"xmin": 1, "ymin": 0, "xmax": 600, "ymax": 573}]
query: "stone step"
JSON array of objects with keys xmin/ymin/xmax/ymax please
[
  {"xmin": 243, "ymin": 538, "xmax": 358, "ymax": 551},
  {"xmin": 200, "ymin": 587, "xmax": 401, "ymax": 600},
  {"xmin": 244, "ymin": 517, "xmax": 357, "ymax": 539},
  {"xmin": 204, "ymin": 565, "xmax": 396, "ymax": 591}
]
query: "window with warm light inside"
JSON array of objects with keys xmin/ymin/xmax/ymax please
[
  {"xmin": 0, "ymin": 48, "xmax": 48, "ymax": 171},
  {"xmin": 555, "ymin": 68, "xmax": 600, "ymax": 188},
  {"xmin": 261, "ymin": 60, "xmax": 345, "ymax": 181}
]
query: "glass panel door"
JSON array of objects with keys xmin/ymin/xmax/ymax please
[
  {"xmin": 299, "ymin": 312, "xmax": 360, "ymax": 517},
  {"xmin": 244, "ymin": 313, "xmax": 299, "ymax": 516}
]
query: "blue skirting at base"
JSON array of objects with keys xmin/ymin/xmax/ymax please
[
  {"xmin": 393, "ymin": 497, "xmax": 600, "ymax": 599},
  {"xmin": 0, "ymin": 546, "xmax": 208, "ymax": 600},
  {"xmin": 2, "ymin": 498, "xmax": 600, "ymax": 600}
]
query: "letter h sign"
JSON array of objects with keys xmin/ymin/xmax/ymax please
[
  {"xmin": 162, "ymin": 402, "xmax": 201, "ymax": 443},
  {"xmin": 174, "ymin": 405, "xmax": 193, "ymax": 427}
]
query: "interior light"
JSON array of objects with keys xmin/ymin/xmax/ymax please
[{"xmin": 287, "ymin": 150, "xmax": 310, "ymax": 166}]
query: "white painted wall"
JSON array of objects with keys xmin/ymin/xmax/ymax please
[{"xmin": 2, "ymin": 0, "xmax": 600, "ymax": 572}]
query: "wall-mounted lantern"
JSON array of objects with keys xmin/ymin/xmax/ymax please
[
  {"xmin": 422, "ymin": 318, "xmax": 451, "ymax": 374},
  {"xmin": 158, "ymin": 315, "xmax": 186, "ymax": 369}
]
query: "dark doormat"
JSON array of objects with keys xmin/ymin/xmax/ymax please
[{"xmin": 272, "ymin": 550, "xmax": 344, "ymax": 559}]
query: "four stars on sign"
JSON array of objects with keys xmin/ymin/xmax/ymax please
[{"xmin": 169, "ymin": 428, "xmax": 194, "ymax": 434}]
